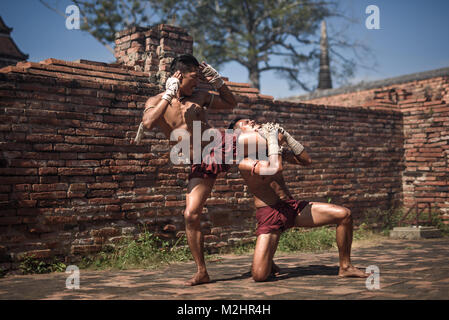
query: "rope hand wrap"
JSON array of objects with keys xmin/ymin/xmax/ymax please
[
  {"xmin": 258, "ymin": 122, "xmax": 282, "ymax": 156},
  {"xmin": 201, "ymin": 64, "xmax": 224, "ymax": 90},
  {"xmin": 162, "ymin": 77, "xmax": 180, "ymax": 103}
]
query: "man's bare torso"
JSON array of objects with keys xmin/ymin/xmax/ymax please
[
  {"xmin": 239, "ymin": 159, "xmax": 293, "ymax": 208},
  {"xmin": 153, "ymin": 90, "xmax": 217, "ymax": 156}
]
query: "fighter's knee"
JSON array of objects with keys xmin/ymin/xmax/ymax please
[
  {"xmin": 183, "ymin": 209, "xmax": 200, "ymax": 224},
  {"xmin": 339, "ymin": 207, "xmax": 352, "ymax": 222},
  {"xmin": 252, "ymin": 271, "xmax": 269, "ymax": 282},
  {"xmin": 251, "ymin": 267, "xmax": 269, "ymax": 282}
]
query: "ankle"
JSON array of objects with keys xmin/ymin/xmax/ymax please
[{"xmin": 197, "ymin": 268, "xmax": 208, "ymax": 275}]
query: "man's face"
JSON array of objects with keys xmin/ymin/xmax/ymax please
[
  {"xmin": 235, "ymin": 119, "xmax": 261, "ymax": 132},
  {"xmin": 179, "ymin": 69, "xmax": 199, "ymax": 96}
]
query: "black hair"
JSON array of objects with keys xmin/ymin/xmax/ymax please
[
  {"xmin": 170, "ymin": 54, "xmax": 200, "ymax": 75},
  {"xmin": 228, "ymin": 117, "xmax": 245, "ymax": 130}
]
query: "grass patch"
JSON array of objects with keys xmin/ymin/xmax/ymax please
[
  {"xmin": 215, "ymin": 224, "xmax": 375, "ymax": 256},
  {"xmin": 79, "ymin": 225, "xmax": 375, "ymax": 270},
  {"xmin": 278, "ymin": 223, "xmax": 373, "ymax": 253},
  {"xmin": 361, "ymin": 207, "xmax": 404, "ymax": 235},
  {"xmin": 278, "ymin": 227, "xmax": 335, "ymax": 252},
  {"xmin": 217, "ymin": 240, "xmax": 256, "ymax": 256},
  {"xmin": 79, "ymin": 231, "xmax": 193, "ymax": 271},
  {"xmin": 19, "ymin": 256, "xmax": 66, "ymax": 275}
]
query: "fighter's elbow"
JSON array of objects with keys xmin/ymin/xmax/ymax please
[
  {"xmin": 270, "ymin": 163, "xmax": 283, "ymax": 175},
  {"xmin": 142, "ymin": 117, "xmax": 155, "ymax": 130},
  {"xmin": 276, "ymin": 163, "xmax": 283, "ymax": 173}
]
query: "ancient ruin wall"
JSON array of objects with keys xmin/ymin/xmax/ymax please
[
  {"xmin": 287, "ymin": 70, "xmax": 449, "ymax": 217},
  {"xmin": 0, "ymin": 25, "xmax": 405, "ymax": 271},
  {"xmin": 401, "ymin": 100, "xmax": 449, "ymax": 216},
  {"xmin": 289, "ymin": 74, "xmax": 449, "ymax": 110}
]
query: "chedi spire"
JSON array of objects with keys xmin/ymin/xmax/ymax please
[{"xmin": 318, "ymin": 20, "xmax": 332, "ymax": 90}]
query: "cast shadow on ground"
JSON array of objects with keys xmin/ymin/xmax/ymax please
[
  {"xmin": 210, "ymin": 265, "xmax": 339, "ymax": 283},
  {"xmin": 271, "ymin": 265, "xmax": 339, "ymax": 281}
]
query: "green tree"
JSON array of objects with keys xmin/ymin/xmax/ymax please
[{"xmin": 40, "ymin": 0, "xmax": 373, "ymax": 92}]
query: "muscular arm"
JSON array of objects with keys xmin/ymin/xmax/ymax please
[
  {"xmin": 142, "ymin": 95, "xmax": 168, "ymax": 130},
  {"xmin": 282, "ymin": 148, "xmax": 312, "ymax": 166},
  {"xmin": 199, "ymin": 62, "xmax": 236, "ymax": 110},
  {"xmin": 207, "ymin": 85, "xmax": 237, "ymax": 110}
]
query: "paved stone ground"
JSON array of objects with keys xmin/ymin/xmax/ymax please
[{"xmin": 1, "ymin": 238, "xmax": 448, "ymax": 300}]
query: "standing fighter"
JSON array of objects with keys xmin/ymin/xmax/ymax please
[
  {"xmin": 230, "ymin": 119, "xmax": 368, "ymax": 282},
  {"xmin": 138, "ymin": 54, "xmax": 237, "ymax": 285}
]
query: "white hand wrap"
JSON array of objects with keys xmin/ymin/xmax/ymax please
[
  {"xmin": 258, "ymin": 122, "xmax": 281, "ymax": 156},
  {"xmin": 282, "ymin": 129, "xmax": 304, "ymax": 156},
  {"xmin": 201, "ymin": 63, "xmax": 224, "ymax": 89},
  {"xmin": 162, "ymin": 77, "xmax": 180, "ymax": 103}
]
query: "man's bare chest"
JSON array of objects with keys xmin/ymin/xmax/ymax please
[{"xmin": 164, "ymin": 98, "xmax": 207, "ymax": 128}]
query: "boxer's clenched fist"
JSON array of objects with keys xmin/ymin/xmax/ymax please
[
  {"xmin": 199, "ymin": 62, "xmax": 224, "ymax": 89},
  {"xmin": 258, "ymin": 122, "xmax": 282, "ymax": 156},
  {"xmin": 275, "ymin": 125, "xmax": 305, "ymax": 156},
  {"xmin": 257, "ymin": 122, "xmax": 283, "ymax": 139},
  {"xmin": 162, "ymin": 71, "xmax": 181, "ymax": 103}
]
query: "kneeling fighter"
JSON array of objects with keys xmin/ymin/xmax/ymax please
[{"xmin": 230, "ymin": 119, "xmax": 368, "ymax": 281}]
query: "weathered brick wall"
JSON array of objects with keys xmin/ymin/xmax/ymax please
[
  {"xmin": 291, "ymin": 75, "xmax": 449, "ymax": 110},
  {"xmin": 0, "ymin": 24, "xmax": 409, "ymax": 272},
  {"xmin": 114, "ymin": 24, "xmax": 193, "ymax": 85},
  {"xmin": 0, "ymin": 57, "xmax": 404, "ymax": 272},
  {"xmin": 290, "ymin": 70, "xmax": 449, "ymax": 218},
  {"xmin": 401, "ymin": 99, "xmax": 449, "ymax": 217}
]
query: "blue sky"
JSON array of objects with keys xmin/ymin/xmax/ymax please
[{"xmin": 1, "ymin": 0, "xmax": 449, "ymax": 99}]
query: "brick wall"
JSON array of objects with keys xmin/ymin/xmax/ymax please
[
  {"xmin": 401, "ymin": 99, "xmax": 449, "ymax": 216},
  {"xmin": 293, "ymin": 75, "xmax": 449, "ymax": 110},
  {"xmin": 114, "ymin": 24, "xmax": 193, "ymax": 86},
  {"xmin": 0, "ymin": 24, "xmax": 421, "ymax": 273},
  {"xmin": 290, "ymin": 70, "xmax": 449, "ymax": 218}
]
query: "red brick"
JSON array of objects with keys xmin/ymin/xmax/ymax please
[
  {"xmin": 88, "ymin": 182, "xmax": 119, "ymax": 189},
  {"xmin": 30, "ymin": 191, "xmax": 67, "ymax": 200},
  {"xmin": 58, "ymin": 168, "xmax": 93, "ymax": 176},
  {"xmin": 17, "ymin": 249, "xmax": 52, "ymax": 260},
  {"xmin": 91, "ymin": 227, "xmax": 120, "ymax": 238},
  {"xmin": 32, "ymin": 183, "xmax": 68, "ymax": 192}
]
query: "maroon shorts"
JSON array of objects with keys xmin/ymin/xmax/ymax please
[
  {"xmin": 255, "ymin": 199, "xmax": 310, "ymax": 236},
  {"xmin": 189, "ymin": 130, "xmax": 236, "ymax": 180}
]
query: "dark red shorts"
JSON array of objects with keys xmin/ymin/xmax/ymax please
[
  {"xmin": 255, "ymin": 199, "xmax": 309, "ymax": 236},
  {"xmin": 189, "ymin": 130, "xmax": 236, "ymax": 180}
]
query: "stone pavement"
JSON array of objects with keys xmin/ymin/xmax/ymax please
[{"xmin": 0, "ymin": 238, "xmax": 448, "ymax": 300}]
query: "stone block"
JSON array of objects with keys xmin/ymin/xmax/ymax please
[{"xmin": 389, "ymin": 226, "xmax": 442, "ymax": 240}]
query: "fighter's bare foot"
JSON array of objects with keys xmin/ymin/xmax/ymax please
[
  {"xmin": 338, "ymin": 266, "xmax": 369, "ymax": 278},
  {"xmin": 184, "ymin": 271, "xmax": 210, "ymax": 286}
]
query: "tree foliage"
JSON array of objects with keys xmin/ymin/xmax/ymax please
[{"xmin": 40, "ymin": 0, "xmax": 373, "ymax": 92}]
